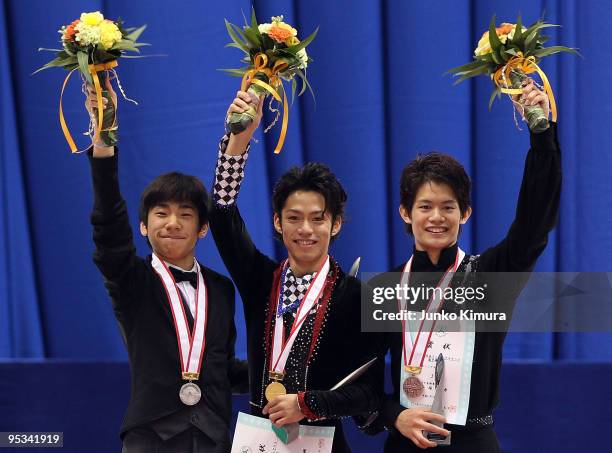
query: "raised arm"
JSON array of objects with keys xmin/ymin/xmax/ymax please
[
  {"xmin": 479, "ymin": 79, "xmax": 562, "ymax": 272},
  {"xmin": 86, "ymin": 80, "xmax": 141, "ymax": 311},
  {"xmin": 209, "ymin": 91, "xmax": 277, "ymax": 304}
]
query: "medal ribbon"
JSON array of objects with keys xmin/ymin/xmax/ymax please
[
  {"xmin": 399, "ymin": 248, "xmax": 465, "ymax": 371},
  {"xmin": 270, "ymin": 256, "xmax": 330, "ymax": 376},
  {"xmin": 151, "ymin": 254, "xmax": 208, "ymax": 378}
]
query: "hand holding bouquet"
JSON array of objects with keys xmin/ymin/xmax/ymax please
[
  {"xmin": 223, "ymin": 10, "xmax": 318, "ymax": 154},
  {"xmin": 35, "ymin": 11, "xmax": 148, "ymax": 152},
  {"xmin": 448, "ymin": 15, "xmax": 578, "ymax": 132}
]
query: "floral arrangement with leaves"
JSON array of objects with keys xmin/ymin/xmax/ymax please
[
  {"xmin": 223, "ymin": 10, "xmax": 318, "ymax": 154},
  {"xmin": 35, "ymin": 11, "xmax": 148, "ymax": 151},
  {"xmin": 448, "ymin": 15, "xmax": 578, "ymax": 132}
]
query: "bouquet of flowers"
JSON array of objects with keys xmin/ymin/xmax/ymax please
[
  {"xmin": 34, "ymin": 11, "xmax": 148, "ymax": 152},
  {"xmin": 223, "ymin": 10, "xmax": 318, "ymax": 154},
  {"xmin": 448, "ymin": 15, "xmax": 578, "ymax": 132}
]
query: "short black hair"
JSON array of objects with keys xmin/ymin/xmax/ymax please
[
  {"xmin": 399, "ymin": 152, "xmax": 471, "ymax": 235},
  {"xmin": 272, "ymin": 162, "xmax": 347, "ymax": 241},
  {"xmin": 139, "ymin": 172, "xmax": 210, "ymax": 229}
]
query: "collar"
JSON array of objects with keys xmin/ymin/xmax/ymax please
[
  {"xmin": 411, "ymin": 242, "xmax": 459, "ymax": 271},
  {"xmin": 166, "ymin": 259, "xmax": 197, "ymax": 273}
]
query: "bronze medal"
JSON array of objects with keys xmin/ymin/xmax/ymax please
[{"xmin": 403, "ymin": 375, "xmax": 424, "ymax": 399}]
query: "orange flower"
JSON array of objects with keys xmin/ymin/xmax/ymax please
[
  {"xmin": 267, "ymin": 25, "xmax": 295, "ymax": 43},
  {"xmin": 63, "ymin": 19, "xmax": 80, "ymax": 42}
]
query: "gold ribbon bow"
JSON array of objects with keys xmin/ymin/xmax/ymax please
[
  {"xmin": 59, "ymin": 60, "xmax": 118, "ymax": 153},
  {"xmin": 240, "ymin": 53, "xmax": 289, "ymax": 154},
  {"xmin": 493, "ymin": 52, "xmax": 557, "ymax": 122}
]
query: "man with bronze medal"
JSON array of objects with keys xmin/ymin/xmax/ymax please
[
  {"xmin": 84, "ymin": 81, "xmax": 247, "ymax": 452},
  {"xmin": 364, "ymin": 78, "xmax": 562, "ymax": 452},
  {"xmin": 209, "ymin": 91, "xmax": 382, "ymax": 452}
]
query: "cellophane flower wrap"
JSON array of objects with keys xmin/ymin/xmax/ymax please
[
  {"xmin": 35, "ymin": 11, "xmax": 149, "ymax": 151},
  {"xmin": 223, "ymin": 10, "xmax": 318, "ymax": 154},
  {"xmin": 448, "ymin": 15, "xmax": 578, "ymax": 132}
]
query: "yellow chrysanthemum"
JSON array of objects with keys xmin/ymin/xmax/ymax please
[
  {"xmin": 80, "ymin": 11, "xmax": 104, "ymax": 27},
  {"xmin": 99, "ymin": 20, "xmax": 122, "ymax": 49}
]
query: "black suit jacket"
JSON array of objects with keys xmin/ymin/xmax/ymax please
[
  {"xmin": 209, "ymin": 200, "xmax": 383, "ymax": 453},
  {"xmin": 88, "ymin": 150, "xmax": 246, "ymax": 446}
]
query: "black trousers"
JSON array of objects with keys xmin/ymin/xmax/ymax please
[
  {"xmin": 122, "ymin": 426, "xmax": 230, "ymax": 453},
  {"xmin": 384, "ymin": 426, "xmax": 500, "ymax": 453}
]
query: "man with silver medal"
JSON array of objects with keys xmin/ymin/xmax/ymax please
[{"xmin": 84, "ymin": 80, "xmax": 247, "ymax": 452}]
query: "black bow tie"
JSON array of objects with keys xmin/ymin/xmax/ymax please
[{"xmin": 169, "ymin": 267, "xmax": 198, "ymax": 289}]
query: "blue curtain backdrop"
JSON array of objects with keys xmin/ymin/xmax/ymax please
[{"xmin": 1, "ymin": 0, "xmax": 611, "ymax": 361}]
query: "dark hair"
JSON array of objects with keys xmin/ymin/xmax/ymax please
[
  {"xmin": 399, "ymin": 152, "xmax": 471, "ymax": 235},
  {"xmin": 139, "ymin": 172, "xmax": 210, "ymax": 229},
  {"xmin": 272, "ymin": 162, "xmax": 347, "ymax": 241}
]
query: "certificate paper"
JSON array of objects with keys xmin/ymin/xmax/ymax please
[
  {"xmin": 400, "ymin": 319, "xmax": 475, "ymax": 425},
  {"xmin": 231, "ymin": 412, "xmax": 335, "ymax": 453}
]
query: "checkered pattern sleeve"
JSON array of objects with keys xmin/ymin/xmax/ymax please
[{"xmin": 213, "ymin": 134, "xmax": 251, "ymax": 206}]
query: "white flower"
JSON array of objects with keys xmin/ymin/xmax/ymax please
[
  {"xmin": 75, "ymin": 22, "xmax": 101, "ymax": 46},
  {"xmin": 258, "ymin": 23, "xmax": 272, "ymax": 34},
  {"xmin": 297, "ymin": 48, "xmax": 308, "ymax": 69}
]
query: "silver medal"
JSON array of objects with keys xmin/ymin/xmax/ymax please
[{"xmin": 179, "ymin": 382, "xmax": 201, "ymax": 406}]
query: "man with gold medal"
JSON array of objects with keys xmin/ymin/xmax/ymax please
[{"xmin": 209, "ymin": 90, "xmax": 383, "ymax": 452}]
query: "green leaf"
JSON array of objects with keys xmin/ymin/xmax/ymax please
[
  {"xmin": 295, "ymin": 68, "xmax": 315, "ymax": 100},
  {"xmin": 32, "ymin": 54, "xmax": 78, "ymax": 74},
  {"xmin": 291, "ymin": 77, "xmax": 297, "ymax": 104},
  {"xmin": 225, "ymin": 19, "xmax": 247, "ymax": 49},
  {"xmin": 219, "ymin": 67, "xmax": 250, "ymax": 77},
  {"xmin": 512, "ymin": 14, "xmax": 524, "ymax": 45},
  {"xmin": 488, "ymin": 15, "xmax": 503, "ymax": 52},
  {"xmin": 531, "ymin": 45, "xmax": 580, "ymax": 59},
  {"xmin": 243, "ymin": 27, "xmax": 262, "ymax": 49},
  {"xmin": 112, "ymin": 39, "xmax": 140, "ymax": 52},
  {"xmin": 488, "ymin": 87, "xmax": 502, "ymax": 110},
  {"xmin": 285, "ymin": 27, "xmax": 319, "ymax": 54},
  {"xmin": 77, "ymin": 51, "xmax": 93, "ymax": 84},
  {"xmin": 125, "ymin": 24, "xmax": 147, "ymax": 42},
  {"xmin": 447, "ymin": 60, "xmax": 488, "ymax": 75},
  {"xmin": 37, "ymin": 47, "xmax": 64, "ymax": 53},
  {"xmin": 251, "ymin": 7, "xmax": 258, "ymax": 29},
  {"xmin": 225, "ymin": 42, "xmax": 250, "ymax": 55},
  {"xmin": 452, "ymin": 65, "xmax": 490, "ymax": 84}
]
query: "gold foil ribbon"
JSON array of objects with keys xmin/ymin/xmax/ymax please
[
  {"xmin": 241, "ymin": 53, "xmax": 289, "ymax": 154},
  {"xmin": 493, "ymin": 52, "xmax": 557, "ymax": 122},
  {"xmin": 59, "ymin": 60, "xmax": 118, "ymax": 153}
]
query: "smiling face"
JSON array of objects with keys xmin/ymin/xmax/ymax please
[
  {"xmin": 140, "ymin": 201, "xmax": 208, "ymax": 269},
  {"xmin": 273, "ymin": 190, "xmax": 342, "ymax": 277},
  {"xmin": 400, "ymin": 181, "xmax": 471, "ymax": 256}
]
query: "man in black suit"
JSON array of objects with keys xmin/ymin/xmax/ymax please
[
  {"xmin": 209, "ymin": 91, "xmax": 383, "ymax": 453},
  {"xmin": 85, "ymin": 80, "xmax": 247, "ymax": 452}
]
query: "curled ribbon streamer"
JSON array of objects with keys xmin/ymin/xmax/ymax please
[
  {"xmin": 493, "ymin": 53, "xmax": 557, "ymax": 122},
  {"xmin": 59, "ymin": 60, "xmax": 118, "ymax": 153},
  {"xmin": 240, "ymin": 53, "xmax": 290, "ymax": 154}
]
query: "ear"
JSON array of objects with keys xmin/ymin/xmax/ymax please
[
  {"xmin": 331, "ymin": 217, "xmax": 343, "ymax": 237},
  {"xmin": 399, "ymin": 205, "xmax": 412, "ymax": 224},
  {"xmin": 273, "ymin": 213, "xmax": 283, "ymax": 235},
  {"xmin": 198, "ymin": 223, "xmax": 209, "ymax": 238},
  {"xmin": 139, "ymin": 221, "xmax": 148, "ymax": 237},
  {"xmin": 460, "ymin": 207, "xmax": 473, "ymax": 225}
]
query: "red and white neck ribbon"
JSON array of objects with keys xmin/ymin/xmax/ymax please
[
  {"xmin": 399, "ymin": 248, "xmax": 465, "ymax": 371},
  {"xmin": 270, "ymin": 256, "xmax": 330, "ymax": 376},
  {"xmin": 152, "ymin": 254, "xmax": 208, "ymax": 379}
]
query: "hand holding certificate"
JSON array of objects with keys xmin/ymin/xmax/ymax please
[{"xmin": 448, "ymin": 14, "xmax": 578, "ymax": 132}]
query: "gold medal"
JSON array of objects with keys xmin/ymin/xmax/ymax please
[{"xmin": 265, "ymin": 381, "xmax": 287, "ymax": 402}]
